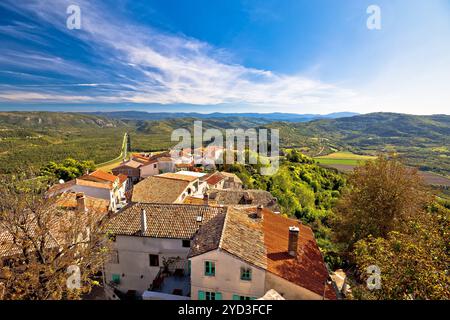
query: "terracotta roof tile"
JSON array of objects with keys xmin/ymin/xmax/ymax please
[
  {"xmin": 117, "ymin": 174, "xmax": 128, "ymax": 185},
  {"xmin": 190, "ymin": 207, "xmax": 336, "ymax": 299},
  {"xmin": 107, "ymin": 203, "xmax": 226, "ymax": 239},
  {"xmin": 88, "ymin": 170, "xmax": 118, "ymax": 183},
  {"xmin": 131, "ymin": 176, "xmax": 190, "ymax": 203},
  {"xmin": 157, "ymin": 172, "xmax": 198, "ymax": 182},
  {"xmin": 205, "ymin": 172, "xmax": 226, "ymax": 185},
  {"xmin": 207, "ymin": 189, "xmax": 280, "ymax": 211},
  {"xmin": 262, "ymin": 209, "xmax": 336, "ymax": 299}
]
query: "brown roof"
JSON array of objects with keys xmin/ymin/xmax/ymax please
[
  {"xmin": 156, "ymin": 172, "xmax": 198, "ymax": 182},
  {"xmin": 56, "ymin": 192, "xmax": 110, "ymax": 215},
  {"xmin": 220, "ymin": 172, "xmax": 243, "ymax": 184},
  {"xmin": 204, "ymin": 172, "xmax": 226, "ymax": 185},
  {"xmin": 261, "ymin": 208, "xmax": 336, "ymax": 299},
  {"xmin": 190, "ymin": 207, "xmax": 267, "ymax": 270},
  {"xmin": 131, "ymin": 176, "xmax": 190, "ymax": 203},
  {"xmin": 207, "ymin": 189, "xmax": 280, "ymax": 211},
  {"xmin": 117, "ymin": 174, "xmax": 128, "ymax": 185},
  {"xmin": 183, "ymin": 196, "xmax": 218, "ymax": 206},
  {"xmin": 88, "ymin": 170, "xmax": 118, "ymax": 183},
  {"xmin": 113, "ymin": 159, "xmax": 143, "ymax": 169},
  {"xmin": 220, "ymin": 207, "xmax": 267, "ymax": 269},
  {"xmin": 189, "ymin": 207, "xmax": 336, "ymax": 299},
  {"xmin": 189, "ymin": 214, "xmax": 226, "ymax": 256},
  {"xmin": 75, "ymin": 178, "xmax": 112, "ymax": 190},
  {"xmin": 107, "ymin": 203, "xmax": 226, "ymax": 239}
]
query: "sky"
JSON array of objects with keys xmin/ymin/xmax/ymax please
[{"xmin": 0, "ymin": 0, "xmax": 449, "ymax": 115}]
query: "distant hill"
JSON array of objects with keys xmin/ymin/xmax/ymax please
[
  {"xmin": 0, "ymin": 111, "xmax": 122, "ymax": 130},
  {"xmin": 0, "ymin": 111, "xmax": 449, "ymax": 176},
  {"xmin": 270, "ymin": 113, "xmax": 450, "ymax": 175},
  {"xmin": 88, "ymin": 111, "xmax": 359, "ymax": 122}
]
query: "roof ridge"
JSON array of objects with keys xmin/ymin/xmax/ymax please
[{"xmin": 218, "ymin": 207, "xmax": 231, "ymax": 249}]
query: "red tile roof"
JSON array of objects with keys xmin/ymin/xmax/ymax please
[
  {"xmin": 117, "ymin": 174, "xmax": 128, "ymax": 185},
  {"xmin": 89, "ymin": 170, "xmax": 118, "ymax": 183},
  {"xmin": 204, "ymin": 172, "xmax": 226, "ymax": 185},
  {"xmin": 261, "ymin": 209, "xmax": 336, "ymax": 300}
]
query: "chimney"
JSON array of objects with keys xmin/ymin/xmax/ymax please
[
  {"xmin": 203, "ymin": 193, "xmax": 209, "ymax": 205},
  {"xmin": 76, "ymin": 193, "xmax": 87, "ymax": 213},
  {"xmin": 141, "ymin": 208, "xmax": 147, "ymax": 235},
  {"xmin": 256, "ymin": 205, "xmax": 263, "ymax": 218},
  {"xmin": 288, "ymin": 226, "xmax": 300, "ymax": 257}
]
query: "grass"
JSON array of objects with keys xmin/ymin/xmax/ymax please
[{"xmin": 314, "ymin": 151, "xmax": 376, "ymax": 166}]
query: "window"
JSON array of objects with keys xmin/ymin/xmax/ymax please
[
  {"xmin": 182, "ymin": 239, "xmax": 190, "ymax": 248},
  {"xmin": 240, "ymin": 267, "xmax": 252, "ymax": 281},
  {"xmin": 233, "ymin": 294, "xmax": 256, "ymax": 300},
  {"xmin": 112, "ymin": 274, "xmax": 120, "ymax": 284},
  {"xmin": 204, "ymin": 261, "xmax": 215, "ymax": 276},
  {"xmin": 149, "ymin": 254, "xmax": 159, "ymax": 267},
  {"xmin": 199, "ymin": 290, "xmax": 222, "ymax": 300},
  {"xmin": 153, "ymin": 164, "xmax": 157, "ymax": 169}
]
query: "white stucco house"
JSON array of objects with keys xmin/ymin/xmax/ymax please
[
  {"xmin": 188, "ymin": 206, "xmax": 337, "ymax": 300},
  {"xmin": 104, "ymin": 202, "xmax": 227, "ymax": 298},
  {"xmin": 47, "ymin": 170, "xmax": 127, "ymax": 212}
]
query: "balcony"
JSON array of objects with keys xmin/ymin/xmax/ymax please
[{"xmin": 149, "ymin": 258, "xmax": 190, "ymax": 297}]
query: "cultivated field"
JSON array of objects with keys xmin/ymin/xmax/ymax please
[{"xmin": 314, "ymin": 151, "xmax": 376, "ymax": 166}]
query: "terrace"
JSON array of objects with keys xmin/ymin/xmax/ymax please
[{"xmin": 149, "ymin": 258, "xmax": 191, "ymax": 298}]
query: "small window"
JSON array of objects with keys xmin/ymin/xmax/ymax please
[
  {"xmin": 153, "ymin": 164, "xmax": 157, "ymax": 169},
  {"xmin": 201, "ymin": 291, "xmax": 221, "ymax": 300},
  {"xmin": 182, "ymin": 239, "xmax": 190, "ymax": 248},
  {"xmin": 240, "ymin": 267, "xmax": 252, "ymax": 281},
  {"xmin": 233, "ymin": 294, "xmax": 255, "ymax": 300},
  {"xmin": 149, "ymin": 254, "xmax": 159, "ymax": 267},
  {"xmin": 112, "ymin": 274, "xmax": 120, "ymax": 284},
  {"xmin": 204, "ymin": 261, "xmax": 215, "ymax": 276}
]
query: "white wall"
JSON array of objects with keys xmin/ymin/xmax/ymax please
[
  {"xmin": 104, "ymin": 235, "xmax": 190, "ymax": 295},
  {"xmin": 140, "ymin": 163, "xmax": 159, "ymax": 178},
  {"xmin": 190, "ymin": 250, "xmax": 266, "ymax": 300}
]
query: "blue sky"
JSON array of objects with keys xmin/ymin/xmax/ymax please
[{"xmin": 0, "ymin": 0, "xmax": 449, "ymax": 114}]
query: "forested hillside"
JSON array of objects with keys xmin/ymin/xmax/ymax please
[{"xmin": 1, "ymin": 111, "xmax": 449, "ymax": 176}]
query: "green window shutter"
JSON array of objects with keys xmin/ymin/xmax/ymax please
[
  {"xmin": 240, "ymin": 267, "xmax": 251, "ymax": 280},
  {"xmin": 112, "ymin": 274, "xmax": 120, "ymax": 284},
  {"xmin": 205, "ymin": 261, "xmax": 215, "ymax": 276},
  {"xmin": 198, "ymin": 290, "xmax": 205, "ymax": 300},
  {"xmin": 232, "ymin": 294, "xmax": 240, "ymax": 300},
  {"xmin": 215, "ymin": 292, "xmax": 222, "ymax": 300},
  {"xmin": 250, "ymin": 297, "xmax": 256, "ymax": 300}
]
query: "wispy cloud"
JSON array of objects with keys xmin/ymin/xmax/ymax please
[{"xmin": 0, "ymin": 0, "xmax": 365, "ymax": 112}]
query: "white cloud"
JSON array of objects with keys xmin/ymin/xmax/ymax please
[{"xmin": 0, "ymin": 0, "xmax": 366, "ymax": 113}]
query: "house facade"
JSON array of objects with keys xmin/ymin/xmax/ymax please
[
  {"xmin": 188, "ymin": 206, "xmax": 337, "ymax": 300},
  {"xmin": 47, "ymin": 170, "xmax": 126, "ymax": 212},
  {"xmin": 104, "ymin": 203, "xmax": 227, "ymax": 297}
]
